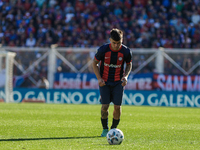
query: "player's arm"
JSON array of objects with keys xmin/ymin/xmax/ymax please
[
  {"xmin": 92, "ymin": 59, "xmax": 106, "ymax": 87},
  {"xmin": 121, "ymin": 62, "xmax": 132, "ymax": 86}
]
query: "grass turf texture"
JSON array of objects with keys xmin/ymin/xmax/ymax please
[{"xmin": 0, "ymin": 103, "xmax": 200, "ymax": 150}]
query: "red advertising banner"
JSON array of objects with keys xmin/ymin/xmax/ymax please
[
  {"xmin": 53, "ymin": 73, "xmax": 200, "ymax": 91},
  {"xmin": 153, "ymin": 74, "xmax": 200, "ymax": 91},
  {"xmin": 53, "ymin": 73, "xmax": 154, "ymax": 90}
]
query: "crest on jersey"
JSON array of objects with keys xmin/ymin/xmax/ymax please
[{"xmin": 118, "ymin": 57, "xmax": 122, "ymax": 61}]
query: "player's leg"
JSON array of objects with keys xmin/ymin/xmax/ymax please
[
  {"xmin": 99, "ymin": 85, "xmax": 111, "ymax": 137},
  {"xmin": 111, "ymin": 105, "xmax": 121, "ymax": 129},
  {"xmin": 100, "ymin": 104, "xmax": 109, "ymax": 137},
  {"xmin": 111, "ymin": 83, "xmax": 124, "ymax": 129},
  {"xmin": 101, "ymin": 104, "xmax": 109, "ymax": 128}
]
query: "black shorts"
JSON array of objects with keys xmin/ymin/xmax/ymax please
[{"xmin": 99, "ymin": 81, "xmax": 124, "ymax": 105}]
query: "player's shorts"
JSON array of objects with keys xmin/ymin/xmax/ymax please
[{"xmin": 99, "ymin": 81, "xmax": 124, "ymax": 105}]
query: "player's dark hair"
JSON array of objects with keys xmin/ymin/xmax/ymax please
[{"xmin": 110, "ymin": 28, "xmax": 123, "ymax": 41}]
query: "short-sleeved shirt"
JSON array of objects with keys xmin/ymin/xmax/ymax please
[{"xmin": 94, "ymin": 43, "xmax": 132, "ymax": 82}]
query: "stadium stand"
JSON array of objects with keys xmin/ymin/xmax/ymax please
[
  {"xmin": 0, "ymin": 0, "xmax": 200, "ymax": 48},
  {"xmin": 1, "ymin": 0, "xmax": 200, "ymax": 88}
]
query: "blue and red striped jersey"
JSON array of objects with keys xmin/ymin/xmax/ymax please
[{"xmin": 94, "ymin": 43, "xmax": 132, "ymax": 82}]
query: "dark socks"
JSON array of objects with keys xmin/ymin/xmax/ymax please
[
  {"xmin": 101, "ymin": 118, "xmax": 109, "ymax": 129},
  {"xmin": 111, "ymin": 118, "xmax": 120, "ymax": 129}
]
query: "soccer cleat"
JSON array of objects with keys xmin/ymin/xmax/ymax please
[{"xmin": 101, "ymin": 129, "xmax": 109, "ymax": 137}]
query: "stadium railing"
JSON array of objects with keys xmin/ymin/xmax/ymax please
[{"xmin": 1, "ymin": 46, "xmax": 200, "ymax": 89}]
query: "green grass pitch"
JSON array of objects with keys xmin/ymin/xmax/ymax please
[{"xmin": 0, "ymin": 103, "xmax": 200, "ymax": 150}]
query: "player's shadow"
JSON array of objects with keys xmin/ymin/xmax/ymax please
[{"xmin": 0, "ymin": 136, "xmax": 101, "ymax": 142}]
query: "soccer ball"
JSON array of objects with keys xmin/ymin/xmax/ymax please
[{"xmin": 106, "ymin": 128, "xmax": 124, "ymax": 145}]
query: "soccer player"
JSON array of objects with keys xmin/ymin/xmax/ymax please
[{"xmin": 92, "ymin": 28, "xmax": 132, "ymax": 137}]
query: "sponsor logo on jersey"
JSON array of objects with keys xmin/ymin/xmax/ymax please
[
  {"xmin": 118, "ymin": 57, "xmax": 122, "ymax": 61},
  {"xmin": 104, "ymin": 62, "xmax": 121, "ymax": 68}
]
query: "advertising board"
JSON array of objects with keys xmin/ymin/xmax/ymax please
[{"xmin": 1, "ymin": 89, "xmax": 200, "ymax": 107}]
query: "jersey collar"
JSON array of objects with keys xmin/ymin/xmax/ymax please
[{"xmin": 109, "ymin": 44, "xmax": 122, "ymax": 52}]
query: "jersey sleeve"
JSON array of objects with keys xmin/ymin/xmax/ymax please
[
  {"xmin": 94, "ymin": 46, "xmax": 104, "ymax": 62},
  {"xmin": 125, "ymin": 48, "xmax": 132, "ymax": 64}
]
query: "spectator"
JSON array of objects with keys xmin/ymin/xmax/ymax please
[
  {"xmin": 24, "ymin": 0, "xmax": 31, "ymax": 11},
  {"xmin": 64, "ymin": 2, "xmax": 75, "ymax": 13},
  {"xmin": 26, "ymin": 33, "xmax": 36, "ymax": 47},
  {"xmin": 36, "ymin": 0, "xmax": 45, "ymax": 8},
  {"xmin": 191, "ymin": 10, "xmax": 200, "ymax": 25},
  {"xmin": 65, "ymin": 10, "xmax": 75, "ymax": 23},
  {"xmin": 37, "ymin": 76, "xmax": 49, "ymax": 89},
  {"xmin": 0, "ymin": 0, "xmax": 200, "ymax": 49}
]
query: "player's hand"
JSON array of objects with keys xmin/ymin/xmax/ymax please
[
  {"xmin": 98, "ymin": 78, "xmax": 106, "ymax": 87},
  {"xmin": 121, "ymin": 76, "xmax": 128, "ymax": 86}
]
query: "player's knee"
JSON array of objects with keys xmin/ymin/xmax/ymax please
[
  {"xmin": 114, "ymin": 105, "xmax": 121, "ymax": 111},
  {"xmin": 101, "ymin": 104, "xmax": 109, "ymax": 111}
]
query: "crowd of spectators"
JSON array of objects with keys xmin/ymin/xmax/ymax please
[
  {"xmin": 1, "ymin": 0, "xmax": 200, "ymax": 48},
  {"xmin": 2, "ymin": 0, "xmax": 200, "ymax": 88}
]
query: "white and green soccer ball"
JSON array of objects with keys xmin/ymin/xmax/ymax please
[{"xmin": 106, "ymin": 128, "xmax": 124, "ymax": 145}]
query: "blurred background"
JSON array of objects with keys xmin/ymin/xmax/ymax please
[{"xmin": 1, "ymin": 0, "xmax": 200, "ymax": 93}]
